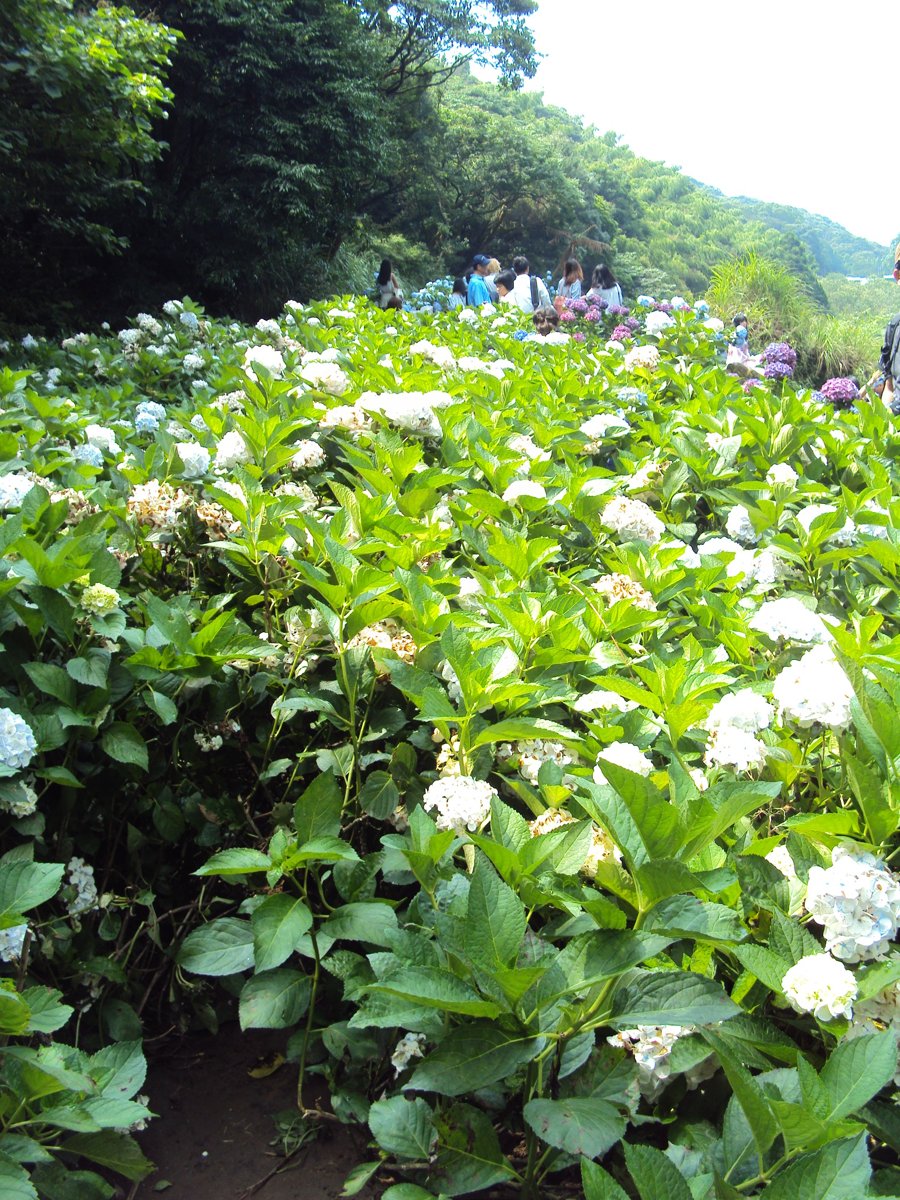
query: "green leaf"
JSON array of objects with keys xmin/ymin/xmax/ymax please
[
  {"xmin": 581, "ymin": 778, "xmax": 683, "ymax": 870},
  {"xmin": 21, "ymin": 987, "xmax": 72, "ymax": 1034},
  {"xmin": 239, "ymin": 968, "xmax": 311, "ymax": 1030},
  {"xmin": 90, "ymin": 1040, "xmax": 146, "ymax": 1101},
  {"xmin": 177, "ymin": 918, "xmax": 254, "ymax": 976},
  {"xmin": 66, "ymin": 651, "xmax": 111, "ymax": 689},
  {"xmin": 251, "ymin": 894, "xmax": 313, "ymax": 971},
  {"xmin": 359, "ymin": 770, "xmax": 400, "ymax": 820},
  {"xmin": 763, "ymin": 1133, "xmax": 871, "ymax": 1200},
  {"xmin": 324, "ymin": 901, "xmax": 398, "ymax": 947},
  {"xmin": 408, "ymin": 1024, "xmax": 537, "ymax": 1096},
  {"xmin": 471, "ymin": 718, "xmax": 578, "ymax": 749},
  {"xmin": 144, "ymin": 689, "xmax": 178, "ymax": 725},
  {"xmin": 368, "ymin": 1096, "xmax": 435, "ymax": 1160},
  {"xmin": 293, "ymin": 771, "xmax": 343, "ymax": 843},
  {"xmin": 23, "ymin": 662, "xmax": 76, "ymax": 706},
  {"xmin": 733, "ymin": 944, "xmax": 792, "ymax": 992},
  {"xmin": 464, "ymin": 856, "xmax": 525, "ymax": 969},
  {"xmin": 381, "ymin": 1187, "xmax": 438, "ymax": 1200},
  {"xmin": 524, "ymin": 1097, "xmax": 625, "ymax": 1160},
  {"xmin": 341, "ymin": 1161, "xmax": 381, "ymax": 1197},
  {"xmin": 701, "ymin": 1028, "xmax": 777, "ymax": 1156},
  {"xmin": 819, "ymin": 1031, "xmax": 897, "ymax": 1120},
  {"xmin": 0, "ymin": 991, "xmax": 31, "ymax": 1036},
  {"xmin": 30, "ymin": 1162, "xmax": 114, "ymax": 1199},
  {"xmin": 62, "ymin": 1132, "xmax": 153, "ymax": 1182},
  {"xmin": 432, "ymin": 1102, "xmax": 514, "ymax": 1196},
  {"xmin": 0, "ymin": 1157, "xmax": 38, "ymax": 1200},
  {"xmin": 582, "ymin": 1159, "xmax": 630, "ymax": 1200},
  {"xmin": 194, "ymin": 848, "xmax": 272, "ymax": 877},
  {"xmin": 611, "ymin": 971, "xmax": 739, "ymax": 1028},
  {"xmin": 624, "ymin": 1143, "xmax": 693, "ymax": 1200},
  {"xmin": 365, "ymin": 968, "xmax": 501, "ymax": 1018},
  {"xmin": 99, "ymin": 723, "xmax": 148, "ymax": 770},
  {"xmin": 645, "ymin": 894, "xmax": 746, "ymax": 943},
  {"xmin": 0, "ymin": 860, "xmax": 64, "ymax": 917}
]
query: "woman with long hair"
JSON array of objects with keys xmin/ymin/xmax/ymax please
[
  {"xmin": 556, "ymin": 258, "xmax": 583, "ymax": 300},
  {"xmin": 586, "ymin": 263, "xmax": 623, "ymax": 307},
  {"xmin": 375, "ymin": 259, "xmax": 403, "ymax": 310}
]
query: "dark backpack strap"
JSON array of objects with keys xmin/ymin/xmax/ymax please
[{"xmin": 530, "ymin": 275, "xmax": 539, "ymax": 309}]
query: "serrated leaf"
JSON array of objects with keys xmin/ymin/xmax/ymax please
[
  {"xmin": 624, "ymin": 1143, "xmax": 693, "ymax": 1200},
  {"xmin": 702, "ymin": 1028, "xmax": 777, "ymax": 1156},
  {"xmin": 324, "ymin": 901, "xmax": 398, "ymax": 947},
  {"xmin": 408, "ymin": 1024, "xmax": 536, "ymax": 1095},
  {"xmin": 464, "ymin": 856, "xmax": 525, "ymax": 969},
  {"xmin": 611, "ymin": 970, "xmax": 738, "ymax": 1028},
  {"xmin": 368, "ymin": 1096, "xmax": 435, "ymax": 1159},
  {"xmin": 432, "ymin": 1102, "xmax": 514, "ymax": 1195},
  {"xmin": 365, "ymin": 967, "xmax": 501, "ymax": 1018},
  {"xmin": 293, "ymin": 771, "xmax": 343, "ymax": 843},
  {"xmin": 524, "ymin": 1097, "xmax": 625, "ymax": 1160},
  {"xmin": 177, "ymin": 918, "xmax": 254, "ymax": 976},
  {"xmin": 0, "ymin": 860, "xmax": 64, "ymax": 918},
  {"xmin": 99, "ymin": 723, "xmax": 148, "ymax": 770},
  {"xmin": 819, "ymin": 1031, "xmax": 897, "ymax": 1120},
  {"xmin": 194, "ymin": 848, "xmax": 272, "ymax": 877},
  {"xmin": 582, "ymin": 1158, "xmax": 630, "ymax": 1200},
  {"xmin": 239, "ymin": 968, "xmax": 311, "ymax": 1029},
  {"xmin": 62, "ymin": 1132, "xmax": 153, "ymax": 1182},
  {"xmin": 763, "ymin": 1133, "xmax": 871, "ymax": 1200},
  {"xmin": 251, "ymin": 894, "xmax": 313, "ymax": 970}
]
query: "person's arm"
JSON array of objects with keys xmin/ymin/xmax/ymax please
[
  {"xmin": 572, "ymin": 280, "xmax": 582, "ymax": 299},
  {"xmin": 881, "ymin": 317, "xmax": 899, "ymax": 372}
]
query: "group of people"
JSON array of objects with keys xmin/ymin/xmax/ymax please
[{"xmin": 452, "ymin": 254, "xmax": 624, "ymax": 315}]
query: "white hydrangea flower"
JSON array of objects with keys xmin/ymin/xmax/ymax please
[
  {"xmin": 703, "ymin": 317, "xmax": 725, "ymax": 332},
  {"xmin": 750, "ymin": 597, "xmax": 829, "ymax": 645},
  {"xmin": 772, "ymin": 643, "xmax": 854, "ymax": 730},
  {"xmin": 0, "ymin": 473, "xmax": 37, "ymax": 511},
  {"xmin": 300, "ymin": 361, "xmax": 351, "ymax": 396},
  {"xmin": 162, "ymin": 300, "xmax": 182, "ymax": 316},
  {"xmin": 0, "ymin": 709, "xmax": 37, "ymax": 771},
  {"xmin": 391, "ymin": 1032, "xmax": 426, "ymax": 1076},
  {"xmin": 580, "ymin": 413, "xmax": 630, "ymax": 439},
  {"xmin": 725, "ymin": 505, "xmax": 758, "ymax": 545},
  {"xmin": 85, "ymin": 424, "xmax": 120, "ymax": 455},
  {"xmin": 421, "ymin": 775, "xmax": 496, "ymax": 833},
  {"xmin": 805, "ymin": 846, "xmax": 900, "ymax": 963},
  {"xmin": 782, "ymin": 953, "xmax": 857, "ymax": 1022},
  {"xmin": 507, "ymin": 433, "xmax": 546, "ymax": 460},
  {"xmin": 765, "ymin": 844, "xmax": 797, "ymax": 880},
  {"xmin": 0, "ymin": 777, "xmax": 38, "ymax": 818},
  {"xmin": 81, "ymin": 584, "xmax": 120, "ymax": 615},
  {"xmin": 591, "ymin": 573, "xmax": 656, "ymax": 610},
  {"xmin": 645, "ymin": 311, "xmax": 675, "ymax": 336},
  {"xmin": 183, "ymin": 352, "xmax": 204, "ymax": 374},
  {"xmin": 602, "ymin": 496, "xmax": 664, "ymax": 544},
  {"xmin": 502, "ymin": 480, "xmax": 546, "ymax": 504},
  {"xmin": 318, "ymin": 404, "xmax": 372, "ymax": 435},
  {"xmin": 360, "ymin": 390, "xmax": 451, "ymax": 438},
  {"xmin": 766, "ymin": 463, "xmax": 798, "ymax": 488},
  {"xmin": 255, "ymin": 318, "xmax": 281, "ymax": 338},
  {"xmin": 67, "ymin": 857, "xmax": 99, "ymax": 916},
  {"xmin": 214, "ymin": 431, "xmax": 251, "ymax": 473},
  {"xmin": 176, "ymin": 442, "xmax": 211, "ymax": 478},
  {"xmin": 608, "ymin": 1025, "xmax": 691, "ymax": 1099},
  {"xmin": 289, "ymin": 439, "xmax": 326, "ymax": 471},
  {"xmin": 409, "ymin": 339, "xmax": 457, "ymax": 369},
  {"xmin": 243, "ymin": 345, "xmax": 285, "ymax": 380},
  {"xmin": 498, "ymin": 739, "xmax": 575, "ymax": 785},
  {"xmin": 127, "ymin": 479, "xmax": 190, "ymax": 528},
  {"xmin": 572, "ymin": 690, "xmax": 638, "ymax": 715},
  {"xmin": 706, "ymin": 689, "xmax": 773, "ymax": 734},
  {"xmin": 593, "ymin": 742, "xmax": 652, "ymax": 785},
  {"xmin": 457, "ymin": 308, "xmax": 477, "ymax": 324},
  {"xmin": 704, "ymin": 725, "xmax": 767, "ymax": 773},
  {"xmin": 0, "ymin": 924, "xmax": 28, "ymax": 962},
  {"xmin": 624, "ymin": 344, "xmax": 661, "ymax": 372}
]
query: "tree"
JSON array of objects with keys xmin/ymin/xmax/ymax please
[
  {"xmin": 0, "ymin": 0, "xmax": 178, "ymax": 327},
  {"xmin": 124, "ymin": 0, "xmax": 388, "ymax": 316}
]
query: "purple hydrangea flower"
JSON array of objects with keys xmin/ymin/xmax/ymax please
[
  {"xmin": 588, "ymin": 296, "xmax": 608, "ymax": 310},
  {"xmin": 570, "ymin": 298, "xmax": 588, "ymax": 315},
  {"xmin": 558, "ymin": 309, "xmax": 578, "ymax": 323},
  {"xmin": 573, "ymin": 331, "xmax": 586, "ymax": 343},
  {"xmin": 609, "ymin": 304, "xmax": 629, "ymax": 316},
  {"xmin": 810, "ymin": 390, "xmax": 826, "ymax": 403},
  {"xmin": 819, "ymin": 377, "xmax": 859, "ymax": 407},
  {"xmin": 583, "ymin": 307, "xmax": 601, "ymax": 322},
  {"xmin": 763, "ymin": 342, "xmax": 797, "ymax": 368},
  {"xmin": 612, "ymin": 324, "xmax": 632, "ymax": 341},
  {"xmin": 764, "ymin": 360, "xmax": 794, "ymax": 381},
  {"xmin": 742, "ymin": 378, "xmax": 765, "ymax": 392},
  {"xmin": 625, "ymin": 317, "xmax": 640, "ymax": 331}
]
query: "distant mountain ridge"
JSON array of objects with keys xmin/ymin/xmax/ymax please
[{"xmin": 701, "ymin": 188, "xmax": 893, "ymax": 278}]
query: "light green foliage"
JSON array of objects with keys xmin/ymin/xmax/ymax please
[{"xmin": 1, "ymin": 297, "xmax": 900, "ymax": 1199}]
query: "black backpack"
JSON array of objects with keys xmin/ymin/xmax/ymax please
[{"xmin": 530, "ymin": 275, "xmax": 540, "ymax": 310}]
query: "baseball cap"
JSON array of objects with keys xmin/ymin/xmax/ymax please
[{"xmin": 472, "ymin": 254, "xmax": 491, "ymax": 267}]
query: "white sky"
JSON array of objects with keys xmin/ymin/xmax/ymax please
[{"xmin": 518, "ymin": 0, "xmax": 897, "ymax": 247}]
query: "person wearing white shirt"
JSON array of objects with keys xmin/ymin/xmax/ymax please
[{"xmin": 511, "ymin": 256, "xmax": 551, "ymax": 313}]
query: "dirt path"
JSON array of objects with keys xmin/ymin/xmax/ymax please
[{"xmin": 134, "ymin": 1029, "xmax": 377, "ymax": 1200}]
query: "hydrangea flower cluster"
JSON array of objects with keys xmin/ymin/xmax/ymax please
[
  {"xmin": 67, "ymin": 857, "xmax": 99, "ymax": 916},
  {"xmin": 608, "ymin": 1025, "xmax": 693, "ymax": 1099},
  {"xmin": 704, "ymin": 689, "xmax": 773, "ymax": 774},
  {"xmin": 243, "ymin": 344, "xmax": 285, "ymax": 379},
  {"xmin": 572, "ymin": 690, "xmax": 638, "ymax": 715},
  {"xmin": 749, "ymin": 596, "xmax": 829, "ymax": 644},
  {"xmin": 527, "ymin": 809, "xmax": 622, "ymax": 878},
  {"xmin": 0, "ymin": 708, "xmax": 37, "ymax": 771},
  {"xmin": 502, "ymin": 480, "xmax": 546, "ymax": 504},
  {"xmin": 602, "ymin": 496, "xmax": 664, "ymax": 544},
  {"xmin": 176, "ymin": 442, "xmax": 211, "ymax": 478},
  {"xmin": 421, "ymin": 776, "xmax": 496, "ymax": 833},
  {"xmin": 624, "ymin": 344, "xmax": 661, "ymax": 372},
  {"xmin": 300, "ymin": 360, "xmax": 351, "ymax": 396},
  {"xmin": 391, "ymin": 1032, "xmax": 426, "ymax": 1076},
  {"xmin": 290, "ymin": 440, "xmax": 326, "ymax": 472},
  {"xmin": 763, "ymin": 342, "xmax": 797, "ymax": 372},
  {"xmin": 214, "ymin": 431, "xmax": 251, "ymax": 473},
  {"xmin": 360, "ymin": 390, "xmax": 451, "ymax": 438},
  {"xmin": 766, "ymin": 462, "xmax": 798, "ymax": 488},
  {"xmin": 135, "ymin": 400, "xmax": 166, "ymax": 433},
  {"xmin": 819, "ymin": 377, "xmax": 859, "ymax": 408},
  {"xmin": 781, "ymin": 953, "xmax": 857, "ymax": 1022},
  {"xmin": 805, "ymin": 846, "xmax": 900, "ymax": 962},
  {"xmin": 85, "ymin": 424, "xmax": 120, "ymax": 455},
  {"xmin": 80, "ymin": 584, "xmax": 121, "ymax": 615},
  {"xmin": 591, "ymin": 573, "xmax": 656, "ymax": 611},
  {"xmin": 0, "ymin": 473, "xmax": 37, "ymax": 511},
  {"xmin": 0, "ymin": 924, "xmax": 28, "ymax": 963},
  {"xmin": 496, "ymin": 739, "xmax": 575, "ymax": 785},
  {"xmin": 796, "ymin": 503, "xmax": 856, "ymax": 547},
  {"xmin": 724, "ymin": 504, "xmax": 758, "ymax": 545},
  {"xmin": 593, "ymin": 741, "xmax": 653, "ymax": 785},
  {"xmin": 772, "ymin": 643, "xmax": 854, "ymax": 730},
  {"xmin": 126, "ymin": 479, "xmax": 191, "ymax": 529},
  {"xmin": 644, "ymin": 311, "xmax": 674, "ymax": 337}
]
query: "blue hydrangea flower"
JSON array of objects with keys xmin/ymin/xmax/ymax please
[
  {"xmin": 73, "ymin": 444, "xmax": 104, "ymax": 468},
  {"xmin": 0, "ymin": 708, "xmax": 37, "ymax": 771}
]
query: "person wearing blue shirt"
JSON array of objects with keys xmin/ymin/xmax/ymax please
[{"xmin": 466, "ymin": 254, "xmax": 492, "ymax": 306}]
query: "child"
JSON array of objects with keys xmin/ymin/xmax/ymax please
[{"xmin": 726, "ymin": 313, "xmax": 760, "ymax": 374}]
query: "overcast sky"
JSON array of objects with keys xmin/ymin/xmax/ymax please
[{"xmin": 517, "ymin": 0, "xmax": 897, "ymax": 247}]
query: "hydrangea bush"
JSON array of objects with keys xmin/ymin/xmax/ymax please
[{"xmin": 0, "ymin": 293, "xmax": 899, "ymax": 1199}]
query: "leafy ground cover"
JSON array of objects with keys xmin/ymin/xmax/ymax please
[{"xmin": 1, "ymin": 295, "xmax": 899, "ymax": 1199}]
